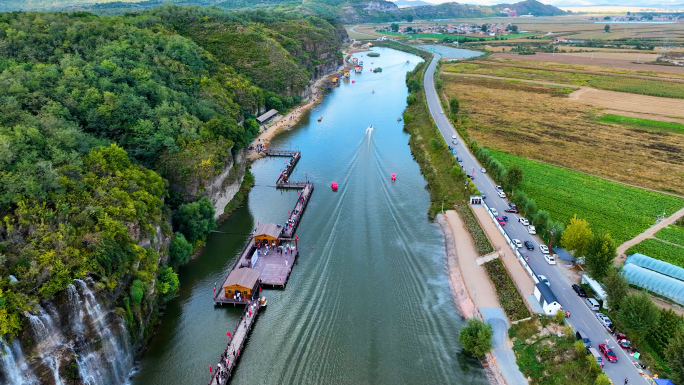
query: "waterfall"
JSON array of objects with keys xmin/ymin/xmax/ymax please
[
  {"xmin": 25, "ymin": 304, "xmax": 66, "ymax": 385},
  {"xmin": 0, "ymin": 339, "xmax": 39, "ymax": 385},
  {"xmin": 69, "ymin": 279, "xmax": 133, "ymax": 385}
]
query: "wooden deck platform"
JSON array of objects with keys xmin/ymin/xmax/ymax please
[{"xmin": 208, "ymin": 300, "xmax": 262, "ymax": 385}]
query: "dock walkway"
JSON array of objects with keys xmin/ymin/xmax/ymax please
[
  {"xmin": 208, "ymin": 300, "xmax": 262, "ymax": 385},
  {"xmin": 209, "ymin": 148, "xmax": 314, "ymax": 382}
]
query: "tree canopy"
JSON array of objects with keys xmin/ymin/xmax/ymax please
[{"xmin": 458, "ymin": 318, "xmax": 493, "ymax": 357}]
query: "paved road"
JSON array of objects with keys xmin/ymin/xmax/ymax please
[{"xmin": 423, "ymin": 51, "xmax": 649, "ymax": 385}]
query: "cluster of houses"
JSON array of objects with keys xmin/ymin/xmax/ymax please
[
  {"xmin": 379, "ymin": 22, "xmax": 526, "ymax": 37},
  {"xmin": 588, "ymin": 14, "xmax": 683, "ymax": 22}
]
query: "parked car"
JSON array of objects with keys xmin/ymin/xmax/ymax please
[
  {"xmin": 508, "ymin": 202, "xmax": 517, "ymax": 208},
  {"xmin": 490, "ymin": 208, "xmax": 498, "ymax": 216},
  {"xmin": 616, "ymin": 334, "xmax": 631, "ymax": 349},
  {"xmin": 540, "ymin": 245, "xmax": 549, "ymax": 254},
  {"xmin": 596, "ymin": 313, "xmax": 615, "ymax": 332},
  {"xmin": 501, "ymin": 216, "xmax": 508, "ymax": 222},
  {"xmin": 599, "ymin": 344, "xmax": 618, "ymax": 363},
  {"xmin": 576, "ymin": 330, "xmax": 591, "ymax": 348},
  {"xmin": 585, "ymin": 298, "xmax": 600, "ymax": 311},
  {"xmin": 456, "ymin": 157, "xmax": 463, "ymax": 162},
  {"xmin": 572, "ymin": 284, "xmax": 587, "ymax": 297},
  {"xmin": 495, "ymin": 185, "xmax": 503, "ymax": 191},
  {"xmin": 524, "ymin": 241, "xmax": 534, "ymax": 250},
  {"xmin": 504, "ymin": 208, "xmax": 519, "ymax": 213},
  {"xmin": 512, "ymin": 239, "xmax": 523, "ymax": 248},
  {"xmin": 528, "ymin": 225, "xmax": 536, "ymax": 235},
  {"xmin": 538, "ymin": 275, "xmax": 550, "ymax": 286},
  {"xmin": 497, "ymin": 191, "xmax": 506, "ymax": 198},
  {"xmin": 544, "ymin": 254, "xmax": 556, "ymax": 264},
  {"xmin": 496, "ymin": 216, "xmax": 506, "ymax": 226},
  {"xmin": 453, "ymin": 140, "xmax": 458, "ymax": 145},
  {"xmin": 519, "ymin": 218, "xmax": 529, "ymax": 226},
  {"xmin": 588, "ymin": 347, "xmax": 602, "ymax": 366},
  {"xmin": 481, "ymin": 168, "xmax": 486, "ymax": 173},
  {"xmin": 452, "ymin": 134, "xmax": 457, "ymax": 139}
]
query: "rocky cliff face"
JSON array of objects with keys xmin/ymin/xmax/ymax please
[{"xmin": 205, "ymin": 148, "xmax": 248, "ymax": 220}]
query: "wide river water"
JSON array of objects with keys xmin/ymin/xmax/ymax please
[{"xmin": 132, "ymin": 47, "xmax": 488, "ymax": 385}]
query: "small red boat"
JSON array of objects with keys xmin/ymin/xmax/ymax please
[{"xmin": 331, "ymin": 181, "xmax": 338, "ymax": 191}]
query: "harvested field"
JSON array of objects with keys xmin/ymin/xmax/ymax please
[
  {"xmin": 569, "ymin": 87, "xmax": 684, "ymax": 119},
  {"xmin": 491, "ymin": 53, "xmax": 684, "ymax": 75},
  {"xmin": 440, "ymin": 74, "xmax": 684, "ymax": 196}
]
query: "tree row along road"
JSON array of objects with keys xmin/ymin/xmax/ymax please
[{"xmin": 422, "ymin": 51, "xmax": 649, "ymax": 385}]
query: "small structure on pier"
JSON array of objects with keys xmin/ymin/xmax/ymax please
[
  {"xmin": 354, "ymin": 65, "xmax": 362, "ymax": 73},
  {"xmin": 221, "ymin": 268, "xmax": 260, "ymax": 303},
  {"xmin": 256, "ymin": 109, "xmax": 278, "ymax": 125},
  {"xmin": 254, "ymin": 223, "xmax": 282, "ymax": 246}
]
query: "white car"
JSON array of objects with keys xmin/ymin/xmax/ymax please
[
  {"xmin": 490, "ymin": 208, "xmax": 498, "ymax": 216},
  {"xmin": 528, "ymin": 225, "xmax": 536, "ymax": 235},
  {"xmin": 519, "ymin": 218, "xmax": 529, "ymax": 226},
  {"xmin": 497, "ymin": 191, "xmax": 506, "ymax": 198},
  {"xmin": 481, "ymin": 168, "xmax": 486, "ymax": 173},
  {"xmin": 495, "ymin": 185, "xmax": 503, "ymax": 191},
  {"xmin": 512, "ymin": 239, "xmax": 522, "ymax": 248},
  {"xmin": 538, "ymin": 275, "xmax": 550, "ymax": 287},
  {"xmin": 544, "ymin": 254, "xmax": 556, "ymax": 264},
  {"xmin": 452, "ymin": 134, "xmax": 457, "ymax": 139},
  {"xmin": 540, "ymin": 245, "xmax": 549, "ymax": 254}
]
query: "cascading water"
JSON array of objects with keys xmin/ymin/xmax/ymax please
[
  {"xmin": 1, "ymin": 279, "xmax": 134, "ymax": 385},
  {"xmin": 69, "ymin": 279, "xmax": 134, "ymax": 385},
  {"xmin": 0, "ymin": 339, "xmax": 39, "ymax": 385}
]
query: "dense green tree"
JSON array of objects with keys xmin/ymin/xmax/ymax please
[
  {"xmin": 604, "ymin": 24, "xmax": 611, "ymax": 33},
  {"xmin": 603, "ymin": 269, "xmax": 628, "ymax": 311},
  {"xmin": 130, "ymin": 280, "xmax": 145, "ymax": 303},
  {"xmin": 619, "ymin": 292, "xmax": 659, "ymax": 344},
  {"xmin": 391, "ymin": 23, "xmax": 399, "ymax": 32},
  {"xmin": 174, "ymin": 197, "xmax": 217, "ymax": 243},
  {"xmin": 157, "ymin": 266, "xmax": 180, "ymax": 302},
  {"xmin": 458, "ymin": 318, "xmax": 493, "ymax": 357},
  {"xmin": 648, "ymin": 309, "xmax": 683, "ymax": 356},
  {"xmin": 504, "ymin": 165, "xmax": 523, "ymax": 190},
  {"xmin": 169, "ymin": 233, "xmax": 193, "ymax": 267},
  {"xmin": 666, "ymin": 327, "xmax": 684, "ymax": 384},
  {"xmin": 449, "ymin": 97, "xmax": 460, "ymax": 114},
  {"xmin": 406, "ymin": 14, "xmax": 414, "ymax": 22},
  {"xmin": 584, "ymin": 232, "xmax": 617, "ymax": 281}
]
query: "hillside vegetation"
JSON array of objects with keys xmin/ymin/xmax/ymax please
[{"xmin": 0, "ymin": 6, "xmax": 344, "ymax": 339}]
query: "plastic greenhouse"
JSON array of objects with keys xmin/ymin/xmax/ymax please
[
  {"xmin": 622, "ymin": 264, "xmax": 684, "ymax": 305},
  {"xmin": 626, "ymin": 253, "xmax": 684, "ymax": 281}
]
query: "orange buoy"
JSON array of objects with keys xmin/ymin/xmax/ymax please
[
  {"xmin": 391, "ymin": 173, "xmax": 396, "ymax": 181},
  {"xmin": 331, "ymin": 182, "xmax": 338, "ymax": 191}
]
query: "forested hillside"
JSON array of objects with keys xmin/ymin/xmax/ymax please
[{"xmin": 0, "ymin": 6, "xmax": 344, "ymax": 341}]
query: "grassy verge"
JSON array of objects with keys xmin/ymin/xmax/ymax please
[
  {"xmin": 444, "ymin": 62, "xmax": 684, "ymax": 99},
  {"xmin": 486, "ymin": 150, "xmax": 684, "ymax": 244},
  {"xmin": 626, "ymin": 238, "xmax": 684, "ymax": 268},
  {"xmin": 597, "ymin": 114, "xmax": 684, "ymax": 135},
  {"xmin": 655, "ymin": 225, "xmax": 684, "ymax": 247},
  {"xmin": 483, "ymin": 259, "xmax": 530, "ymax": 321},
  {"xmin": 455, "ymin": 205, "xmax": 493, "ymax": 255},
  {"xmin": 509, "ymin": 320, "xmax": 604, "ymax": 385}
]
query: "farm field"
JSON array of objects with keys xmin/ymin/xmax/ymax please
[
  {"xmin": 597, "ymin": 114, "xmax": 684, "ymax": 135},
  {"xmin": 440, "ymin": 73, "xmax": 684, "ymax": 196},
  {"xmin": 485, "ymin": 150, "xmax": 684, "ymax": 244},
  {"xmin": 443, "ymin": 62, "xmax": 684, "ymax": 98},
  {"xmin": 656, "ymin": 225, "xmax": 684, "ymax": 247},
  {"xmin": 627, "ymin": 238, "xmax": 684, "ymax": 268},
  {"xmin": 491, "ymin": 53, "xmax": 684, "ymax": 76},
  {"xmin": 569, "ymin": 87, "xmax": 684, "ymax": 119}
]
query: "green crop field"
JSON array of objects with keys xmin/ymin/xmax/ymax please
[
  {"xmin": 487, "ymin": 150, "xmax": 684, "ymax": 244},
  {"xmin": 375, "ymin": 31, "xmax": 535, "ymax": 41},
  {"xmin": 627, "ymin": 238, "xmax": 684, "ymax": 268},
  {"xmin": 444, "ymin": 63, "xmax": 684, "ymax": 99},
  {"xmin": 597, "ymin": 115, "xmax": 684, "ymax": 135},
  {"xmin": 655, "ymin": 225, "xmax": 684, "ymax": 247}
]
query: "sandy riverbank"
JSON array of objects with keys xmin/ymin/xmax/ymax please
[
  {"xmin": 247, "ymin": 43, "xmax": 372, "ymax": 161},
  {"xmin": 435, "ymin": 212, "xmax": 508, "ymax": 385}
]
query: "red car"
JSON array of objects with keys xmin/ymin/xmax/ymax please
[
  {"xmin": 599, "ymin": 343, "xmax": 618, "ymax": 363},
  {"xmin": 496, "ymin": 216, "xmax": 506, "ymax": 226},
  {"xmin": 504, "ymin": 208, "xmax": 519, "ymax": 213}
]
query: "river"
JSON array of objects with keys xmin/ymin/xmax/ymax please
[{"xmin": 132, "ymin": 47, "xmax": 488, "ymax": 385}]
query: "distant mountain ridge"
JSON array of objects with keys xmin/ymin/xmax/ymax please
[
  {"xmin": 392, "ymin": 0, "xmax": 434, "ymax": 7},
  {"xmin": 0, "ymin": 0, "xmax": 566, "ymax": 22}
]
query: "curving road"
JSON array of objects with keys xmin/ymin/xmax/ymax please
[{"xmin": 423, "ymin": 50, "xmax": 650, "ymax": 385}]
